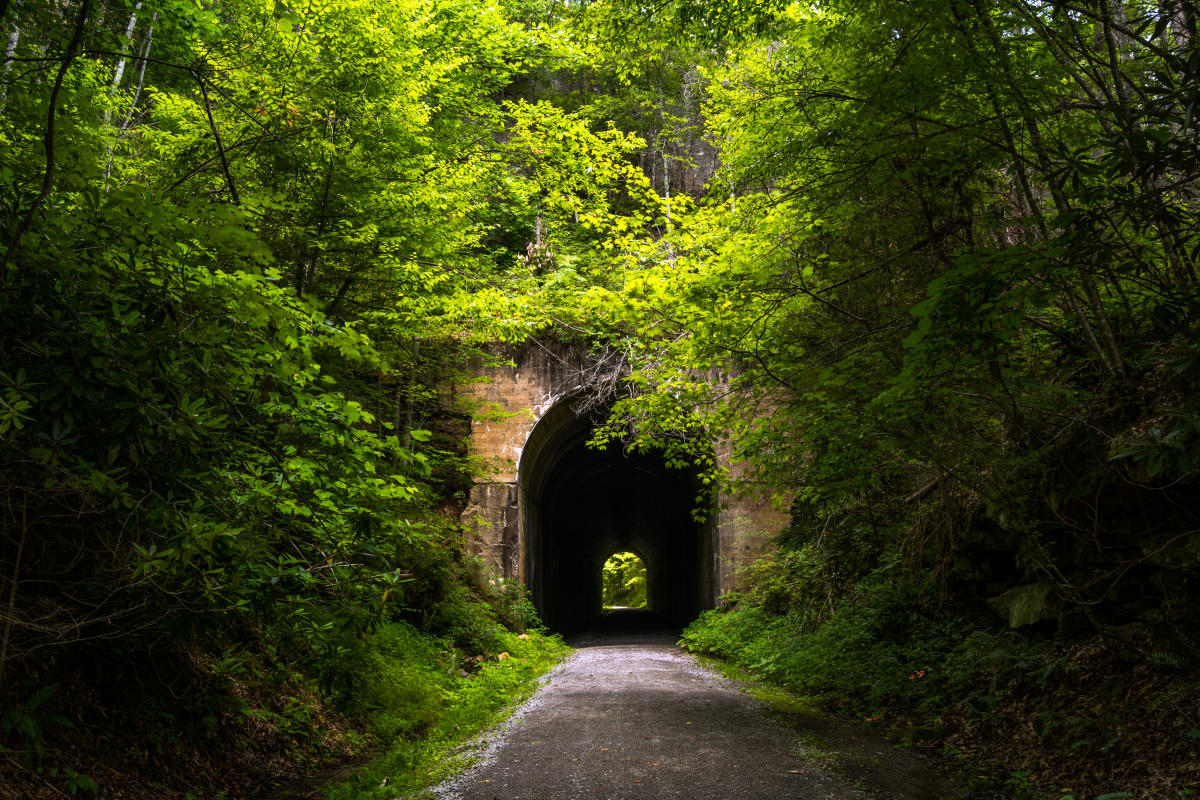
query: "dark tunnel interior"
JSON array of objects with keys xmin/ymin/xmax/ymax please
[{"xmin": 520, "ymin": 402, "xmax": 716, "ymax": 634}]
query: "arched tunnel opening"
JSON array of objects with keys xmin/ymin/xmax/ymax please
[{"xmin": 519, "ymin": 401, "xmax": 717, "ymax": 635}]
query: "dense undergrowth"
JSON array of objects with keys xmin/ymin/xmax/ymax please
[
  {"xmin": 0, "ymin": 549, "xmax": 566, "ymax": 800},
  {"xmin": 326, "ymin": 622, "xmax": 567, "ymax": 800},
  {"xmin": 0, "ymin": 0, "xmax": 579, "ymax": 796},
  {"xmin": 682, "ymin": 552, "xmax": 1200, "ymax": 800}
]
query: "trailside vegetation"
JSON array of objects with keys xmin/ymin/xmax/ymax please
[
  {"xmin": 2, "ymin": 0, "xmax": 1199, "ymax": 797},
  {"xmin": 0, "ymin": 0, "xmax": 593, "ymax": 796},
  {"xmin": 576, "ymin": 0, "xmax": 1200, "ymax": 797}
]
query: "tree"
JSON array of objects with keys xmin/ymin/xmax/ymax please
[{"xmin": 602, "ymin": 551, "xmax": 647, "ymax": 608}]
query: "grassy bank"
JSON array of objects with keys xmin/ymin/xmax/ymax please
[
  {"xmin": 680, "ymin": 565, "xmax": 1200, "ymax": 800},
  {"xmin": 326, "ymin": 623, "xmax": 569, "ymax": 799}
]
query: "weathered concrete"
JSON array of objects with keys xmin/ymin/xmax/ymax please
[
  {"xmin": 452, "ymin": 340, "xmax": 787, "ymax": 628},
  {"xmin": 456, "ymin": 341, "xmax": 592, "ymax": 585}
]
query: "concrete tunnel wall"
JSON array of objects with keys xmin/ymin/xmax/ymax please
[
  {"xmin": 455, "ymin": 340, "xmax": 788, "ymax": 635},
  {"xmin": 518, "ymin": 402, "xmax": 717, "ymax": 633}
]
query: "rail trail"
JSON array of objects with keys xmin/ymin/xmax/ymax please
[{"xmin": 429, "ymin": 612, "xmax": 959, "ymax": 800}]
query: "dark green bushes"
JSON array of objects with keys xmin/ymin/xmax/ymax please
[
  {"xmin": 328, "ymin": 621, "xmax": 567, "ymax": 800},
  {"xmin": 682, "ymin": 567, "xmax": 959, "ymax": 715},
  {"xmin": 681, "ymin": 553, "xmax": 1200, "ymax": 797},
  {"xmin": 0, "ymin": 240, "xmax": 440, "ymax": 680}
]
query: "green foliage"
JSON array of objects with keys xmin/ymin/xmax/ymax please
[
  {"xmin": 681, "ymin": 551, "xmax": 1070, "ymax": 720},
  {"xmin": 1, "ymin": 685, "xmax": 68, "ymax": 758},
  {"xmin": 4, "ymin": 0, "xmax": 1200, "ymax": 795},
  {"xmin": 601, "ymin": 551, "xmax": 647, "ymax": 608},
  {"xmin": 569, "ymin": 0, "xmax": 1200, "ymax": 650},
  {"xmin": 0, "ymin": 0, "xmax": 640, "ymax": 678},
  {"xmin": 682, "ymin": 570, "xmax": 964, "ymax": 714},
  {"xmin": 682, "ymin": 536, "xmax": 1200, "ymax": 795},
  {"xmin": 328, "ymin": 623, "xmax": 569, "ymax": 800},
  {"xmin": 493, "ymin": 577, "xmax": 545, "ymax": 634},
  {"xmin": 0, "ymin": 3, "xmax": 611, "ymax": 794},
  {"xmin": 423, "ymin": 579, "xmax": 510, "ymax": 655}
]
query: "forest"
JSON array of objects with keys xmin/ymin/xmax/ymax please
[{"xmin": 0, "ymin": 0, "xmax": 1198, "ymax": 797}]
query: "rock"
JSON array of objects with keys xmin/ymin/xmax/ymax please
[{"xmin": 987, "ymin": 582, "xmax": 1059, "ymax": 628}]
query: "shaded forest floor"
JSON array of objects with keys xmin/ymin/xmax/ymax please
[
  {"xmin": 683, "ymin": 601, "xmax": 1200, "ymax": 799},
  {"xmin": 935, "ymin": 632, "xmax": 1199, "ymax": 797},
  {"xmin": 0, "ymin": 646, "xmax": 365, "ymax": 800},
  {"xmin": 0, "ymin": 624, "xmax": 569, "ymax": 800}
]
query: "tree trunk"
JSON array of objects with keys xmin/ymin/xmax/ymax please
[{"xmin": 110, "ymin": 2, "xmax": 141, "ymax": 93}]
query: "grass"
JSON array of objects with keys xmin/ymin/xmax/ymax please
[
  {"xmin": 324, "ymin": 622, "xmax": 570, "ymax": 799},
  {"xmin": 690, "ymin": 651, "xmax": 824, "ymax": 717},
  {"xmin": 679, "ymin": 585, "xmax": 1200, "ymax": 799}
]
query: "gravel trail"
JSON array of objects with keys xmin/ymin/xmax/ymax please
[{"xmin": 429, "ymin": 625, "xmax": 873, "ymax": 800}]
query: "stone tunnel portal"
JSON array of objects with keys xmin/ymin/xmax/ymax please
[{"xmin": 520, "ymin": 402, "xmax": 716, "ymax": 634}]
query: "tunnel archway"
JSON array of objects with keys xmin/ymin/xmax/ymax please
[{"xmin": 519, "ymin": 400, "xmax": 717, "ymax": 634}]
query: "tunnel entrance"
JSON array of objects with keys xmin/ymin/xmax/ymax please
[{"xmin": 519, "ymin": 401, "xmax": 717, "ymax": 634}]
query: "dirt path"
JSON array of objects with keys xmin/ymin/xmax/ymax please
[{"xmin": 429, "ymin": 622, "xmax": 959, "ymax": 800}]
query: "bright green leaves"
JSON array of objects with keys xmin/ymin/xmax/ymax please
[
  {"xmin": 0, "ymin": 368, "xmax": 36, "ymax": 434},
  {"xmin": 502, "ymin": 100, "xmax": 649, "ymax": 217},
  {"xmin": 601, "ymin": 551, "xmax": 647, "ymax": 608},
  {"xmin": 4, "ymin": 0, "xmax": 1196, "ymax": 726},
  {"xmin": 0, "ymin": 0, "xmax": 512, "ymax": 676},
  {"xmin": 555, "ymin": 0, "xmax": 1196, "ymax": 596}
]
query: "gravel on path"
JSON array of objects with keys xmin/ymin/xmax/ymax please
[{"xmin": 429, "ymin": 630, "xmax": 870, "ymax": 800}]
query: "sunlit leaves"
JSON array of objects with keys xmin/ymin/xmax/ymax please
[{"xmin": 0, "ymin": 0, "xmax": 559, "ymax": 676}]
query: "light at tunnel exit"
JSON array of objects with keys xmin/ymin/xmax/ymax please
[{"xmin": 602, "ymin": 551, "xmax": 648, "ymax": 609}]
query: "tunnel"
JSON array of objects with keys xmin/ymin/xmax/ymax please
[{"xmin": 519, "ymin": 400, "xmax": 717, "ymax": 634}]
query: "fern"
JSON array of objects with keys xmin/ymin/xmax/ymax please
[{"xmin": 1149, "ymin": 650, "xmax": 1190, "ymax": 671}]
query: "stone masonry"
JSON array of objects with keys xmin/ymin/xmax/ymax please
[{"xmin": 452, "ymin": 339, "xmax": 787, "ymax": 600}]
